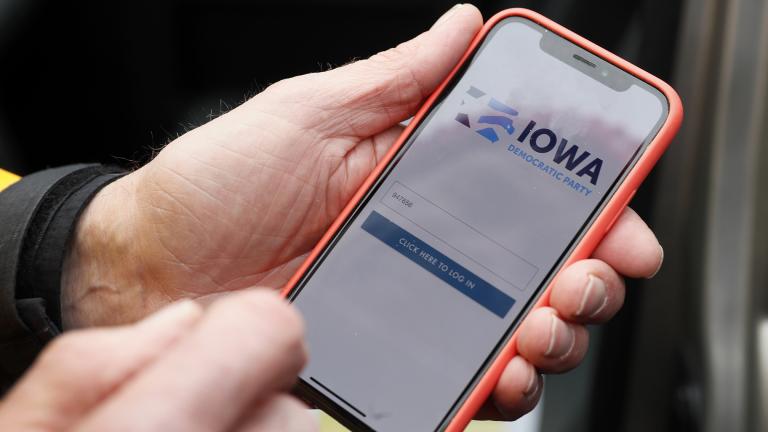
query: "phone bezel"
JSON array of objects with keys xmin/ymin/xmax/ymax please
[{"xmin": 283, "ymin": 9, "xmax": 681, "ymax": 432}]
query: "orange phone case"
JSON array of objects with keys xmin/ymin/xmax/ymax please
[{"xmin": 282, "ymin": 8, "xmax": 683, "ymax": 431}]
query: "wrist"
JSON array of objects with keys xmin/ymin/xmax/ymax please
[{"xmin": 61, "ymin": 173, "xmax": 158, "ymax": 328}]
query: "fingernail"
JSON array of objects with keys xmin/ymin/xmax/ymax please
[
  {"xmin": 432, "ymin": 4, "xmax": 464, "ymax": 29},
  {"xmin": 647, "ymin": 244, "xmax": 664, "ymax": 279},
  {"xmin": 544, "ymin": 314, "xmax": 575, "ymax": 359},
  {"xmin": 523, "ymin": 365, "xmax": 539, "ymax": 399},
  {"xmin": 493, "ymin": 357, "xmax": 540, "ymax": 417},
  {"xmin": 576, "ymin": 274, "xmax": 608, "ymax": 318}
]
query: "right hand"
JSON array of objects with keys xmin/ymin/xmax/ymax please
[{"xmin": 0, "ymin": 290, "xmax": 314, "ymax": 432}]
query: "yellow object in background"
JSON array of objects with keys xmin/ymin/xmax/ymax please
[
  {"xmin": 0, "ymin": 169, "xmax": 20, "ymax": 192},
  {"xmin": 317, "ymin": 411, "xmax": 507, "ymax": 431}
]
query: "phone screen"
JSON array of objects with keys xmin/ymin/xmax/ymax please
[{"xmin": 289, "ymin": 16, "xmax": 667, "ymax": 431}]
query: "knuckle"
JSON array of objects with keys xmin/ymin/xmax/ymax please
[
  {"xmin": 262, "ymin": 75, "xmax": 314, "ymax": 102},
  {"xmin": 372, "ymin": 41, "xmax": 418, "ymax": 70},
  {"xmin": 366, "ymin": 43, "xmax": 425, "ymax": 96}
]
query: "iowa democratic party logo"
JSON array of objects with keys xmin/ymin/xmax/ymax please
[
  {"xmin": 454, "ymin": 86, "xmax": 519, "ymax": 143},
  {"xmin": 454, "ymin": 85, "xmax": 603, "ymax": 191}
]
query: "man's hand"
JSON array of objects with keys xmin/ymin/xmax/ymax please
[
  {"xmin": 0, "ymin": 291, "xmax": 314, "ymax": 432},
  {"xmin": 61, "ymin": 4, "xmax": 663, "ymax": 420}
]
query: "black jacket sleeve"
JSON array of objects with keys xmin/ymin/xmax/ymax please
[{"xmin": 0, "ymin": 164, "xmax": 125, "ymax": 392}]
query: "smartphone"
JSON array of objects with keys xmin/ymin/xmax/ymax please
[{"xmin": 283, "ymin": 8, "xmax": 682, "ymax": 431}]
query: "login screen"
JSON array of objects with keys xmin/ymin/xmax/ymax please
[{"xmin": 292, "ymin": 17, "xmax": 666, "ymax": 431}]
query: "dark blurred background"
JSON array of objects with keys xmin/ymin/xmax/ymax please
[
  {"xmin": 0, "ymin": 0, "xmax": 681, "ymax": 174},
  {"xmin": 2, "ymin": 1, "xmax": 767, "ymax": 431}
]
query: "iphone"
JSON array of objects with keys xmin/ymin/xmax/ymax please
[{"xmin": 283, "ymin": 9, "xmax": 682, "ymax": 431}]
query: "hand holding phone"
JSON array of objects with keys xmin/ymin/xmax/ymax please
[
  {"xmin": 65, "ymin": 4, "xmax": 668, "ymax": 429},
  {"xmin": 284, "ymin": 7, "xmax": 681, "ymax": 431}
]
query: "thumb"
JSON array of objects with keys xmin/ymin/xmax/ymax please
[{"xmin": 263, "ymin": 4, "xmax": 483, "ymax": 138}]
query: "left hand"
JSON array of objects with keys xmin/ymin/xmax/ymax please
[
  {"xmin": 62, "ymin": 4, "xmax": 663, "ymax": 420},
  {"xmin": 0, "ymin": 291, "xmax": 313, "ymax": 432}
]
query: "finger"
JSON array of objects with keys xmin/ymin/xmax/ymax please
[
  {"xmin": 549, "ymin": 259, "xmax": 626, "ymax": 324},
  {"xmin": 592, "ymin": 207, "xmax": 663, "ymax": 278},
  {"xmin": 475, "ymin": 356, "xmax": 543, "ymax": 421},
  {"xmin": 516, "ymin": 307, "xmax": 589, "ymax": 374},
  {"xmin": 77, "ymin": 289, "xmax": 307, "ymax": 432},
  {"xmin": 231, "ymin": 395, "xmax": 316, "ymax": 432},
  {"xmin": 261, "ymin": 4, "xmax": 483, "ymax": 138},
  {"xmin": 0, "ymin": 301, "xmax": 202, "ymax": 431}
]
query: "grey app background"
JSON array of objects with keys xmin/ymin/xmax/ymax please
[{"xmin": 293, "ymin": 19, "xmax": 664, "ymax": 431}]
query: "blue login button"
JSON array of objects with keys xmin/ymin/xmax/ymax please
[{"xmin": 361, "ymin": 211, "xmax": 515, "ymax": 318}]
